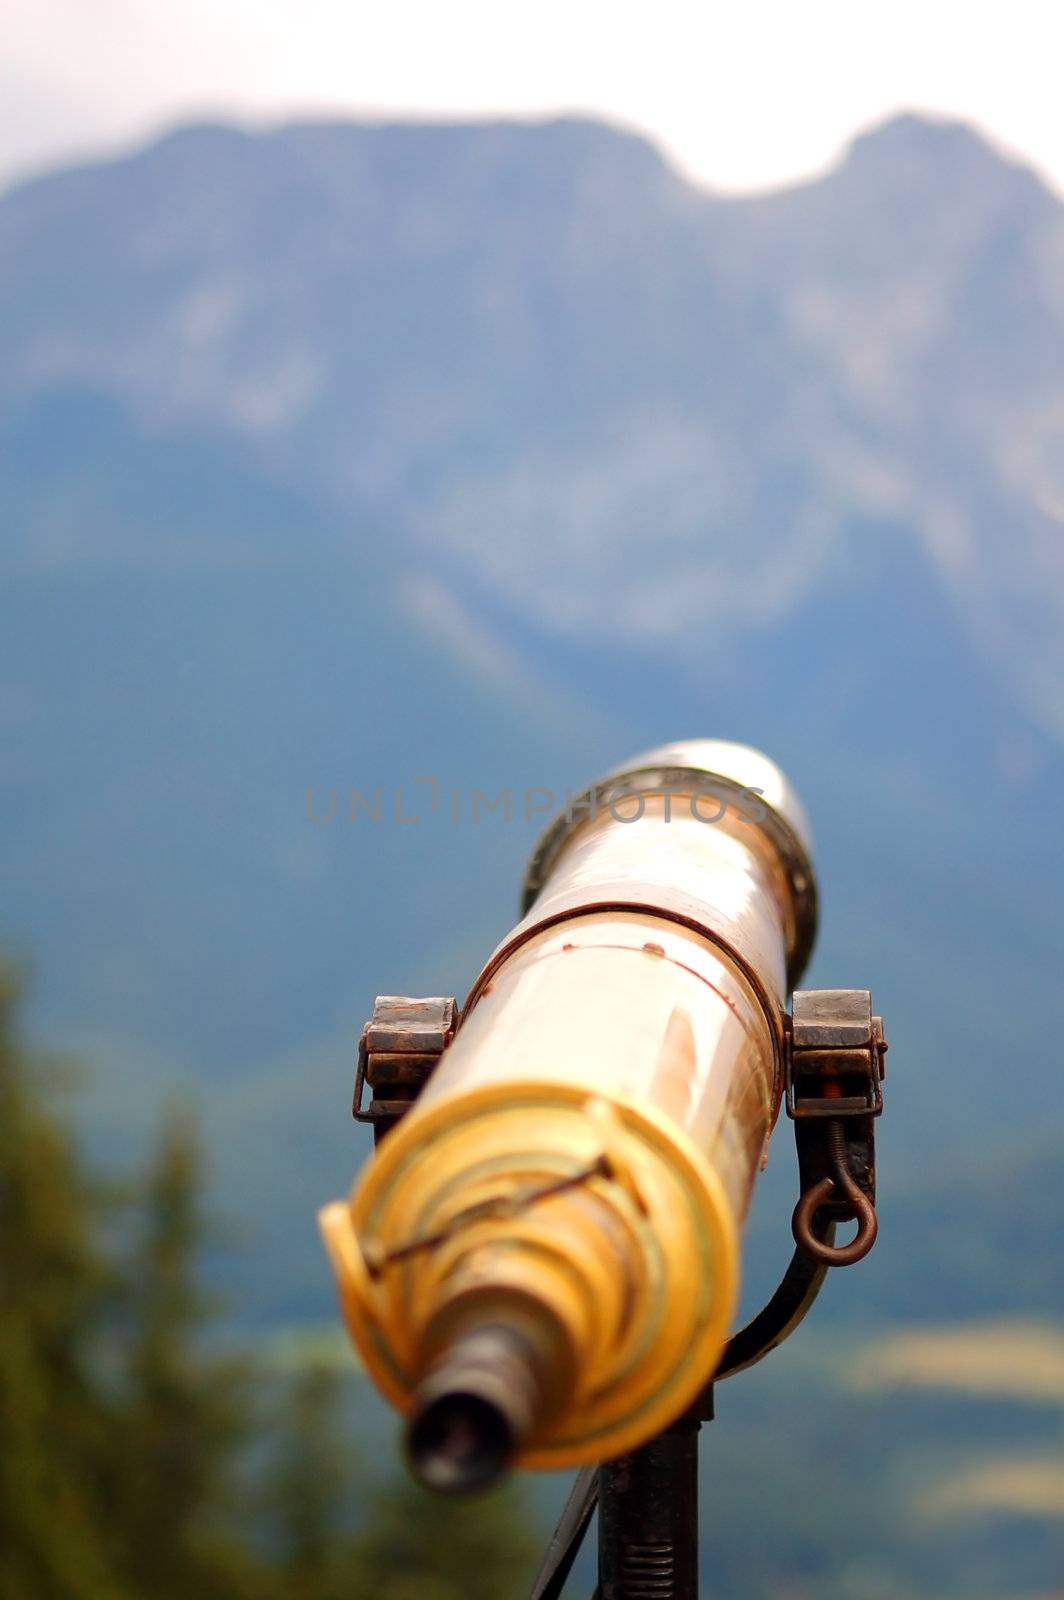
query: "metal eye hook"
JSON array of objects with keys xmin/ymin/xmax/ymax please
[{"xmin": 791, "ymin": 1119, "xmax": 878, "ymax": 1267}]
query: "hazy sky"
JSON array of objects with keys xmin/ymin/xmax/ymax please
[{"xmin": 3, "ymin": 0, "xmax": 1062, "ymax": 197}]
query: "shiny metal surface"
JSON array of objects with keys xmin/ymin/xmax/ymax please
[{"xmin": 522, "ymin": 739, "xmax": 818, "ymax": 987}]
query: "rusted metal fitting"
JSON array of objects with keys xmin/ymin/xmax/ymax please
[
  {"xmin": 353, "ymin": 995, "xmax": 457, "ymax": 1144},
  {"xmin": 785, "ymin": 988, "xmax": 885, "ymax": 1119},
  {"xmin": 786, "ymin": 989, "xmax": 886, "ymax": 1267}
]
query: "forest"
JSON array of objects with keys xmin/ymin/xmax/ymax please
[{"xmin": 0, "ymin": 965, "xmax": 539, "ymax": 1600}]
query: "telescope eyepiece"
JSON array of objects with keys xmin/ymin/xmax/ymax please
[
  {"xmin": 406, "ymin": 1321, "xmax": 552, "ymax": 1493},
  {"xmin": 407, "ymin": 1388, "xmax": 513, "ymax": 1494}
]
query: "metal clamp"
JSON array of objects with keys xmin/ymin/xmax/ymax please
[
  {"xmin": 785, "ymin": 987, "xmax": 885, "ymax": 1118},
  {"xmin": 353, "ymin": 995, "xmax": 456, "ymax": 1144},
  {"xmin": 785, "ymin": 989, "xmax": 886, "ymax": 1266}
]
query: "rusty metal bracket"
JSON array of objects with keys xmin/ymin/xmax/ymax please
[
  {"xmin": 785, "ymin": 987, "xmax": 885, "ymax": 1119},
  {"xmin": 353, "ymin": 995, "xmax": 456, "ymax": 1144},
  {"xmin": 786, "ymin": 988, "xmax": 886, "ymax": 1266}
]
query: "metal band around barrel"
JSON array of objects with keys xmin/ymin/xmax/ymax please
[
  {"xmin": 460, "ymin": 879, "xmax": 788, "ymax": 1112},
  {"xmin": 521, "ymin": 762, "xmax": 818, "ymax": 989}
]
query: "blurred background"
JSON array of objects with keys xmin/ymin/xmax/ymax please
[{"xmin": 2, "ymin": 4, "xmax": 1062, "ymax": 1597}]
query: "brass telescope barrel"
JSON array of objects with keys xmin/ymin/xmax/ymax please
[{"xmin": 320, "ymin": 741, "xmax": 817, "ymax": 1491}]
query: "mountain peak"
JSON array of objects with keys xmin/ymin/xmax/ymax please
[{"xmin": 843, "ymin": 110, "xmax": 1043, "ymax": 192}]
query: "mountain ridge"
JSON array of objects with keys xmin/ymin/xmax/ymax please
[{"xmin": 4, "ymin": 109, "xmax": 1061, "ymax": 737}]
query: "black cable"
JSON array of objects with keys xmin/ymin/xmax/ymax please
[{"xmin": 527, "ymin": 1465, "xmax": 598, "ymax": 1600}]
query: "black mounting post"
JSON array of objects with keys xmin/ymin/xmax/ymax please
[{"xmin": 597, "ymin": 1407, "xmax": 705, "ymax": 1600}]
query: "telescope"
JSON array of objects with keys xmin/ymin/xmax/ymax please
[{"xmin": 320, "ymin": 741, "xmax": 885, "ymax": 1587}]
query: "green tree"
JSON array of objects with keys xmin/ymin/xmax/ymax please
[
  {"xmin": 265, "ymin": 1357, "xmax": 362, "ymax": 1600},
  {"xmin": 1, "ymin": 969, "xmax": 542, "ymax": 1600},
  {"xmin": 111, "ymin": 1108, "xmax": 258, "ymax": 1600},
  {"xmin": 0, "ymin": 965, "xmax": 128, "ymax": 1600}
]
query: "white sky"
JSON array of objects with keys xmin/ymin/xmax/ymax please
[{"xmin": 2, "ymin": 0, "xmax": 1063, "ymax": 198}]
